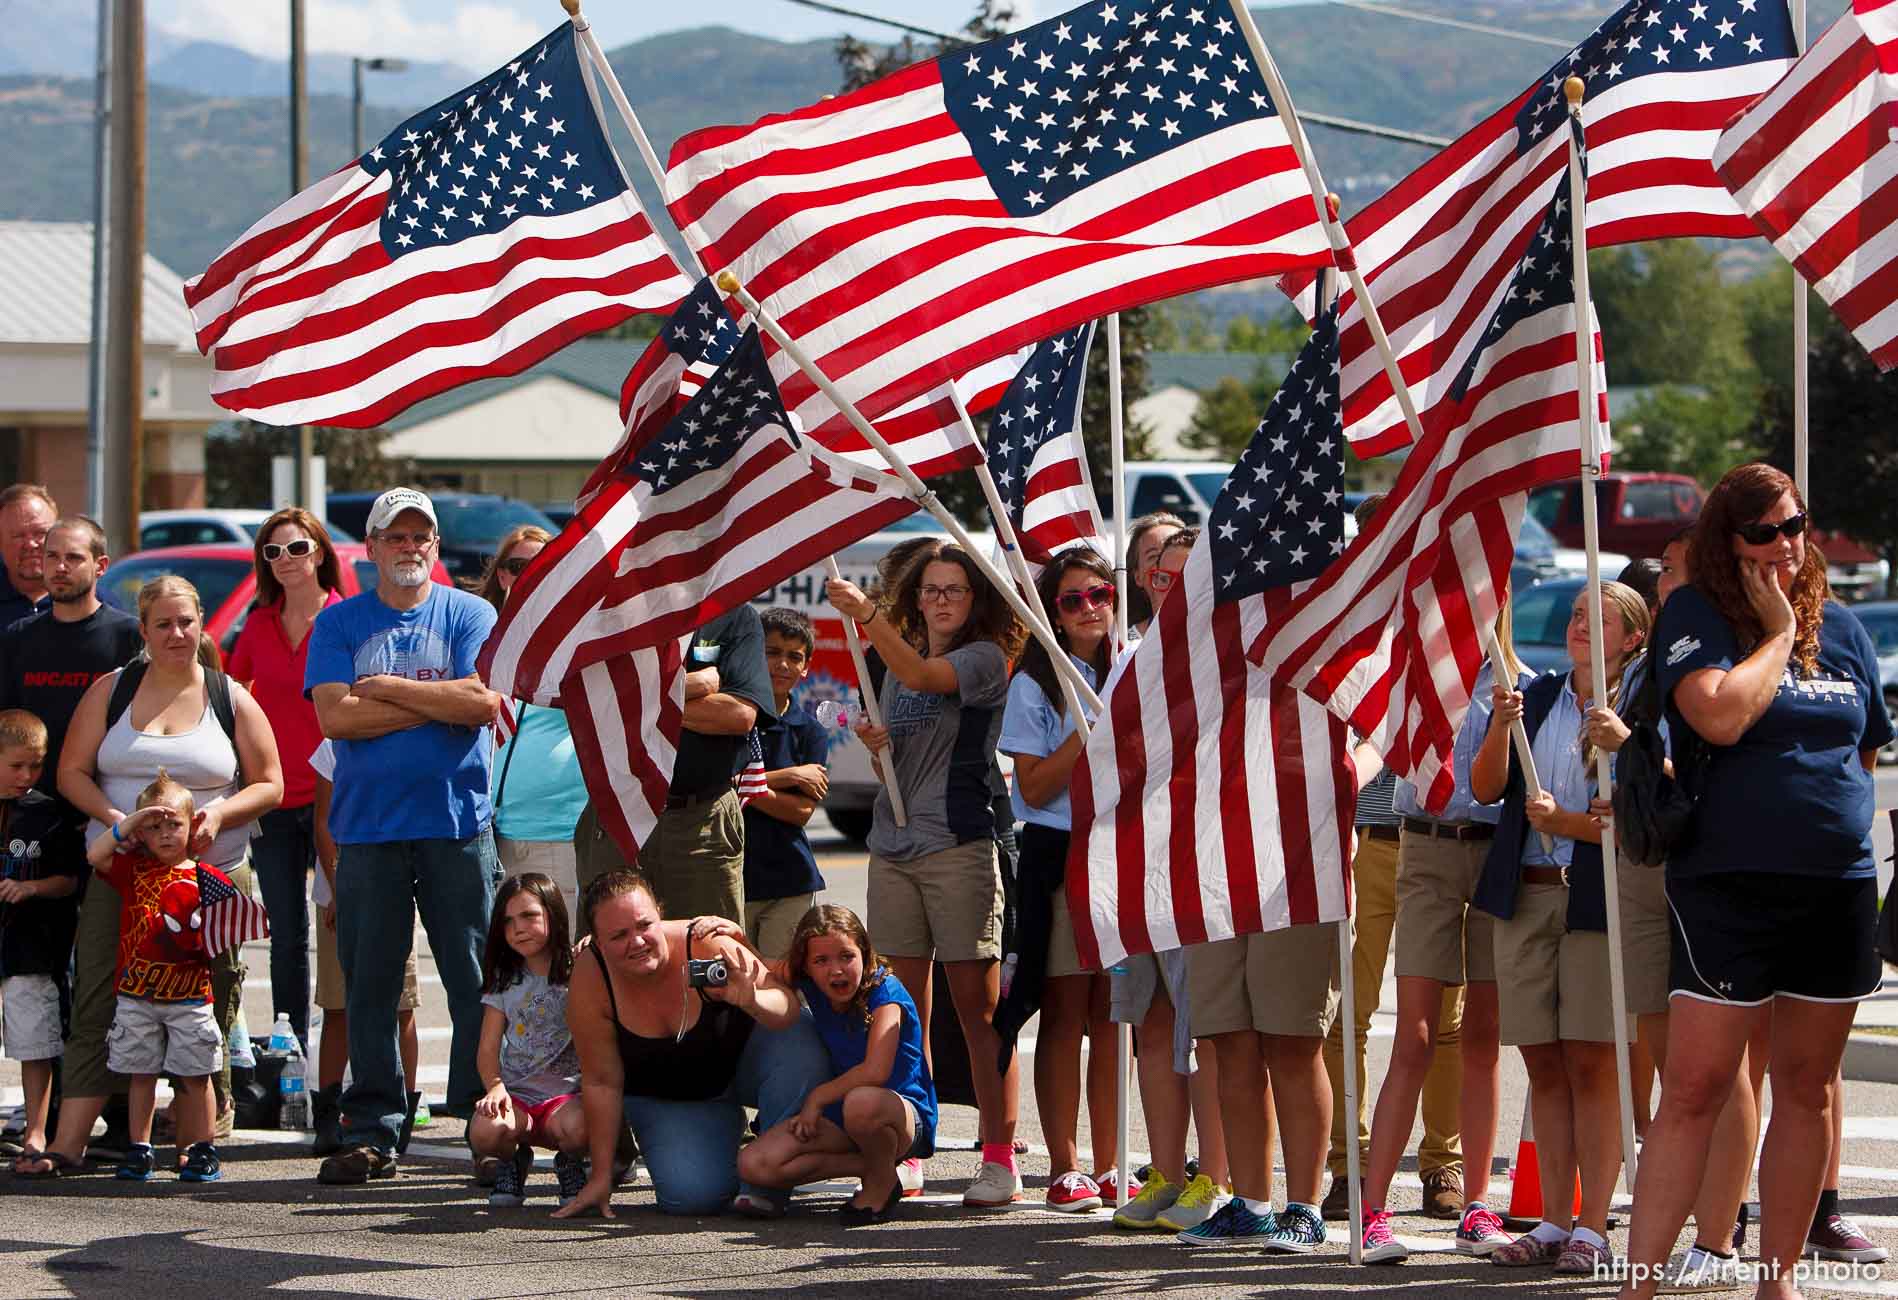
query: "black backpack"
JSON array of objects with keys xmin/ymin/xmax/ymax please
[
  {"xmin": 1610, "ymin": 655, "xmax": 1701, "ymax": 868},
  {"xmin": 105, "ymin": 659, "xmax": 241, "ymax": 785}
]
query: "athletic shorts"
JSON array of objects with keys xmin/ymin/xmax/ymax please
[
  {"xmin": 518, "ymin": 1093, "xmax": 578, "ymax": 1149},
  {"xmin": 1667, "ymin": 871, "xmax": 1884, "ymax": 1007}
]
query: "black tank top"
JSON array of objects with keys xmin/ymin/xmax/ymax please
[{"xmin": 590, "ymin": 942, "xmax": 753, "ymax": 1102}]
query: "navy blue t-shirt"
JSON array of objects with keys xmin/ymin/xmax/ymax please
[
  {"xmin": 800, "ymin": 969, "xmax": 937, "ymax": 1156},
  {"xmin": 741, "ymin": 701, "xmax": 827, "ymax": 900},
  {"xmin": 1655, "ymin": 586, "xmax": 1893, "ymax": 880}
]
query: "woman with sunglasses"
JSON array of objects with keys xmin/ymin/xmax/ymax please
[
  {"xmin": 227, "ymin": 507, "xmax": 345, "ymax": 1057},
  {"xmin": 995, "ymin": 549, "xmax": 1126, "ymax": 1212},
  {"xmin": 477, "ymin": 526, "xmax": 583, "ymax": 920},
  {"xmin": 826, "ymin": 542, "xmax": 1027, "ymax": 1209},
  {"xmin": 1617, "ymin": 463, "xmax": 1893, "ymax": 1300},
  {"xmin": 1124, "ymin": 512, "xmax": 1184, "ymax": 636}
]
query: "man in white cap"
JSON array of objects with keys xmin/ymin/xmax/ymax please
[{"xmin": 304, "ymin": 486, "xmax": 502, "ymax": 1184}]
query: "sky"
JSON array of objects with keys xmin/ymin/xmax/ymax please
[{"xmin": 148, "ymin": 0, "xmax": 1297, "ymax": 69}]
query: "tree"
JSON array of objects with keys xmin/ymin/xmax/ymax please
[
  {"xmin": 204, "ymin": 422, "xmax": 417, "ymax": 509},
  {"xmin": 1181, "ymin": 368, "xmax": 1277, "ymax": 461},
  {"xmin": 1589, "ymin": 242, "xmax": 1747, "ymax": 388},
  {"xmin": 1613, "ymin": 383, "xmax": 1761, "ymax": 489}
]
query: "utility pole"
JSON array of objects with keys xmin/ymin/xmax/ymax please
[
  {"xmin": 289, "ymin": 0, "xmax": 315, "ymax": 514},
  {"xmin": 85, "ymin": 0, "xmax": 114, "ymax": 519},
  {"xmin": 100, "ymin": 0, "xmax": 143, "ymax": 552}
]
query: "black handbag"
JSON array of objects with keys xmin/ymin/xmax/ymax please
[{"xmin": 1610, "ymin": 656, "xmax": 1701, "ymax": 868}]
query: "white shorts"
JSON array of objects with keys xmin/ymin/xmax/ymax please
[
  {"xmin": 107, "ymin": 994, "xmax": 223, "ymax": 1077},
  {"xmin": 1, "ymin": 974, "xmax": 63, "ymax": 1061}
]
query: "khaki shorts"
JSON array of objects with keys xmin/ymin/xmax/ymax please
[
  {"xmin": 1492, "ymin": 882, "xmax": 1633, "ymax": 1046},
  {"xmin": 1617, "ymin": 863, "xmax": 1671, "ymax": 1018},
  {"xmin": 1, "ymin": 973, "xmax": 63, "ymax": 1061},
  {"xmin": 1046, "ymin": 897, "xmax": 1086, "ymax": 979},
  {"xmin": 1186, "ymin": 924, "xmax": 1341, "ymax": 1039},
  {"xmin": 868, "ymin": 840, "xmax": 1003, "ymax": 963},
  {"xmin": 107, "ymin": 994, "xmax": 222, "ymax": 1077},
  {"xmin": 745, "ymin": 894, "xmax": 816, "ymax": 960},
  {"xmin": 315, "ymin": 911, "xmax": 420, "ymax": 1013},
  {"xmin": 1395, "ymin": 829, "xmax": 1496, "ymax": 985}
]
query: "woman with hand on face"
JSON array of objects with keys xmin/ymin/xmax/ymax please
[
  {"xmin": 1616, "ymin": 464, "xmax": 1893, "ymax": 1300},
  {"xmin": 825, "ymin": 541, "xmax": 1027, "ymax": 1209},
  {"xmin": 1124, "ymin": 513, "xmax": 1185, "ymax": 638}
]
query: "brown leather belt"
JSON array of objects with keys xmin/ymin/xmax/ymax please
[
  {"xmin": 1362, "ymin": 824, "xmax": 1401, "ymax": 843},
  {"xmin": 1521, "ymin": 866, "xmax": 1569, "ymax": 886},
  {"xmin": 1401, "ymin": 817, "xmax": 1495, "ymax": 842}
]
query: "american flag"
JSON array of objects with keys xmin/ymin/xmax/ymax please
[
  {"xmin": 736, "ymin": 728, "xmax": 772, "ymax": 807},
  {"xmin": 183, "ymin": 24, "xmax": 691, "ymax": 428},
  {"xmin": 987, "ymin": 322, "xmax": 1109, "ymax": 566},
  {"xmin": 1714, "ymin": 0, "xmax": 1898, "ymax": 369},
  {"xmin": 1064, "ymin": 294, "xmax": 1355, "ymax": 971},
  {"xmin": 480, "ymin": 326, "xmax": 918, "ymax": 707},
  {"xmin": 1258, "ymin": 158, "xmax": 1605, "ymax": 810},
  {"xmin": 561, "ymin": 645, "xmax": 685, "ymax": 866},
  {"xmin": 1280, "ymin": 0, "xmax": 1796, "ymax": 456},
  {"xmin": 665, "ymin": 0, "xmax": 1335, "ymax": 467},
  {"xmin": 198, "ymin": 862, "xmax": 270, "ymax": 961}
]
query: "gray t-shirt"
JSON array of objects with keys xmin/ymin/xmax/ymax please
[
  {"xmin": 479, "ymin": 970, "xmax": 581, "ymax": 1106},
  {"xmin": 867, "ymin": 640, "xmax": 1010, "ymax": 862}
]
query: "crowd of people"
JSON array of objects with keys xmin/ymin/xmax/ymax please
[{"xmin": 0, "ymin": 469, "xmax": 1889, "ymax": 1290}]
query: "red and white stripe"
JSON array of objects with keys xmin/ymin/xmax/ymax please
[
  {"xmin": 184, "ymin": 164, "xmax": 690, "ymax": 429},
  {"xmin": 1715, "ymin": 2, "xmax": 1898, "ymax": 368},
  {"xmin": 664, "ymin": 60, "xmax": 1332, "ymax": 466},
  {"xmin": 198, "ymin": 863, "xmax": 271, "ymax": 960},
  {"xmin": 561, "ymin": 644, "xmax": 685, "ymax": 866},
  {"xmin": 1017, "ymin": 429, "xmax": 1110, "ymax": 567},
  {"xmin": 1064, "ymin": 543, "xmax": 1356, "ymax": 972}
]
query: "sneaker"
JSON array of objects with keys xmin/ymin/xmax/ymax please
[
  {"xmin": 1658, "ymin": 1244, "xmax": 1742, "ymax": 1293},
  {"xmin": 1157, "ymin": 1173, "xmax": 1229, "ymax": 1232},
  {"xmin": 1420, "ymin": 1166, "xmax": 1463, "ymax": 1220},
  {"xmin": 1046, "ymin": 1170, "xmax": 1103, "ymax": 1213},
  {"xmin": 732, "ymin": 1189, "xmax": 789, "ymax": 1219},
  {"xmin": 1095, "ymin": 1166, "xmax": 1142, "ymax": 1207},
  {"xmin": 1555, "ymin": 1235, "xmax": 1616, "ymax": 1276},
  {"xmin": 179, "ymin": 1141, "xmax": 222, "ymax": 1183},
  {"xmin": 318, "ymin": 1144, "xmax": 398, "ymax": 1185},
  {"xmin": 896, "ymin": 1158, "xmax": 925, "ymax": 1198},
  {"xmin": 1806, "ymin": 1213, "xmax": 1891, "ymax": 1264},
  {"xmin": 1177, "ymin": 1198, "xmax": 1276, "ymax": 1246},
  {"xmin": 1490, "ymin": 1230, "xmax": 1568, "ymax": 1267},
  {"xmin": 1456, "ymin": 1203, "xmax": 1511, "ymax": 1256},
  {"xmin": 115, "ymin": 1141, "xmax": 156, "ymax": 1182},
  {"xmin": 1320, "ymin": 1175, "xmax": 1351, "ymax": 1221},
  {"xmin": 963, "ymin": 1161, "xmax": 1023, "ymax": 1208},
  {"xmin": 1360, "ymin": 1208, "xmax": 1409, "ymax": 1264},
  {"xmin": 1112, "ymin": 1169, "xmax": 1180, "ymax": 1229},
  {"xmin": 488, "ymin": 1146, "xmax": 531, "ymax": 1208},
  {"xmin": 1262, "ymin": 1202, "xmax": 1328, "ymax": 1254},
  {"xmin": 554, "ymin": 1151, "xmax": 589, "ymax": 1206}
]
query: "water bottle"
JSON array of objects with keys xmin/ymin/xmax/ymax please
[
  {"xmin": 228, "ymin": 1014, "xmax": 256, "ymax": 1070},
  {"xmin": 273, "ymin": 1013, "xmax": 310, "ymax": 1131},
  {"xmin": 813, "ymin": 699, "xmax": 852, "ymax": 731}
]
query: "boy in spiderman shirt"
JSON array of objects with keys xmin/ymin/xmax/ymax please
[{"xmin": 85, "ymin": 770, "xmax": 223, "ymax": 1183}]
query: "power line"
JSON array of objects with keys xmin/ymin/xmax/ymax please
[
  {"xmin": 1304, "ymin": 111, "xmax": 1449, "ymax": 149},
  {"xmin": 1329, "ymin": 1, "xmax": 1576, "ymax": 50},
  {"xmin": 780, "ymin": 0, "xmax": 961, "ymax": 44}
]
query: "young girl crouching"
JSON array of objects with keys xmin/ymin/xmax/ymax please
[
  {"xmin": 470, "ymin": 873, "xmax": 587, "ymax": 1209},
  {"xmin": 738, "ymin": 906, "xmax": 939, "ymax": 1226}
]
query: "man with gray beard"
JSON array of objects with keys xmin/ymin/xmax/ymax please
[{"xmin": 304, "ymin": 487, "xmax": 502, "ymax": 1184}]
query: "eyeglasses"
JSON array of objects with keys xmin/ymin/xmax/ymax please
[
  {"xmin": 1055, "ymin": 583, "xmax": 1116, "ymax": 615},
  {"xmin": 1148, "ymin": 569, "xmax": 1180, "ymax": 592},
  {"xmin": 261, "ymin": 538, "xmax": 318, "ymax": 562},
  {"xmin": 499, "ymin": 556, "xmax": 533, "ymax": 576},
  {"xmin": 1733, "ymin": 512, "xmax": 1808, "ymax": 546},
  {"xmin": 918, "ymin": 584, "xmax": 972, "ymax": 604},
  {"xmin": 376, "ymin": 530, "xmax": 436, "ymax": 549}
]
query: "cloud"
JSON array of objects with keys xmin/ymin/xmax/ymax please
[{"xmin": 158, "ymin": 0, "xmax": 543, "ymax": 69}]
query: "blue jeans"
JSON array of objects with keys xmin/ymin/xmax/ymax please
[
  {"xmin": 623, "ymin": 1014, "xmax": 830, "ymax": 1215},
  {"xmin": 334, "ymin": 829, "xmax": 499, "ymax": 1151},
  {"xmin": 251, "ymin": 805, "xmax": 315, "ymax": 1050}
]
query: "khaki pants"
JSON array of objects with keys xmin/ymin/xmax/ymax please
[
  {"xmin": 208, "ymin": 859, "xmax": 254, "ymax": 1111},
  {"xmin": 1323, "ymin": 830, "xmax": 1465, "ymax": 1179},
  {"xmin": 745, "ymin": 894, "xmax": 816, "ymax": 960},
  {"xmin": 575, "ymin": 792, "xmax": 744, "ymax": 924}
]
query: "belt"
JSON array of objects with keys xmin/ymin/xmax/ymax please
[
  {"xmin": 1402, "ymin": 817, "xmax": 1495, "ymax": 842},
  {"xmin": 664, "ymin": 788, "xmax": 732, "ymax": 811},
  {"xmin": 1362, "ymin": 824, "xmax": 1401, "ymax": 843},
  {"xmin": 1521, "ymin": 866, "xmax": 1569, "ymax": 887}
]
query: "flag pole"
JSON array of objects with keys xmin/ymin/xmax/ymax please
[
  {"xmin": 1564, "ymin": 76, "xmax": 1639, "ymax": 1193},
  {"xmin": 1792, "ymin": 0, "xmax": 1809, "ymax": 500},
  {"xmin": 719, "ymin": 272, "xmax": 1104, "ymax": 717},
  {"xmin": 820, "ymin": 552, "xmax": 909, "ymax": 828},
  {"xmin": 1482, "ymin": 620, "xmax": 1556, "ymax": 858},
  {"xmin": 1223, "ymin": 1, "xmax": 1427, "ymax": 445},
  {"xmin": 1104, "ymin": 311, "xmax": 1134, "ymax": 1212}
]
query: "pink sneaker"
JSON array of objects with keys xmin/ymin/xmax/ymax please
[
  {"xmin": 1361, "ymin": 1208, "xmax": 1408, "ymax": 1264},
  {"xmin": 1046, "ymin": 1170, "xmax": 1103, "ymax": 1213},
  {"xmin": 1456, "ymin": 1203, "xmax": 1511, "ymax": 1256},
  {"xmin": 896, "ymin": 1158, "xmax": 925, "ymax": 1198}
]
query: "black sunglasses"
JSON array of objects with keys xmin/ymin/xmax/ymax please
[
  {"xmin": 261, "ymin": 538, "xmax": 318, "ymax": 561},
  {"xmin": 1733, "ymin": 512, "xmax": 1808, "ymax": 546},
  {"xmin": 499, "ymin": 556, "xmax": 533, "ymax": 576}
]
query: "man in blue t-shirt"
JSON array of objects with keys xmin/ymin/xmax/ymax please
[
  {"xmin": 742, "ymin": 608, "xmax": 829, "ymax": 957},
  {"xmin": 304, "ymin": 487, "xmax": 502, "ymax": 1184}
]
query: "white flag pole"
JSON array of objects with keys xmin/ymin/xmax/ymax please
[
  {"xmin": 1792, "ymin": 0, "xmax": 1810, "ymax": 500},
  {"xmin": 1336, "ymin": 914, "xmax": 1362, "ymax": 1263},
  {"xmin": 1482, "ymin": 620, "xmax": 1557, "ymax": 859},
  {"xmin": 1104, "ymin": 311, "xmax": 1134, "ymax": 1211},
  {"xmin": 820, "ymin": 553, "xmax": 908, "ymax": 828},
  {"xmin": 1564, "ymin": 76, "xmax": 1639, "ymax": 1193}
]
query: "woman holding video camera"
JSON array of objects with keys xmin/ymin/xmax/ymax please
[{"xmin": 555, "ymin": 870, "xmax": 829, "ymax": 1221}]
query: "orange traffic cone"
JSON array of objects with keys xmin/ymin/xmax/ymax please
[{"xmin": 1505, "ymin": 1098, "xmax": 1582, "ymax": 1227}]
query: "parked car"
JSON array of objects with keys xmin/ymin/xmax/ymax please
[
  {"xmin": 137, "ymin": 508, "xmax": 357, "ymax": 551},
  {"xmin": 327, "ymin": 491, "xmax": 555, "ymax": 583},
  {"xmin": 1851, "ymin": 600, "xmax": 1898, "ymax": 764},
  {"xmin": 1527, "ymin": 471, "xmax": 1703, "ymax": 559},
  {"xmin": 1812, "ymin": 529, "xmax": 1892, "ymax": 604},
  {"xmin": 1511, "ymin": 576, "xmax": 1585, "ymax": 676},
  {"xmin": 100, "ymin": 543, "xmax": 453, "ymax": 655}
]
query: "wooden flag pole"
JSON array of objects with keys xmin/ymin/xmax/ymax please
[{"xmin": 1564, "ymin": 76, "xmax": 1639, "ymax": 1194}]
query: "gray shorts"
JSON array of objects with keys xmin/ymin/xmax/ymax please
[
  {"xmin": 1, "ymin": 974, "xmax": 62, "ymax": 1061},
  {"xmin": 106, "ymin": 994, "xmax": 223, "ymax": 1077},
  {"xmin": 1109, "ymin": 948, "xmax": 1195, "ymax": 1074}
]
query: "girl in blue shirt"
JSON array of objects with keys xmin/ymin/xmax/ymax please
[{"xmin": 738, "ymin": 905, "xmax": 937, "ymax": 1227}]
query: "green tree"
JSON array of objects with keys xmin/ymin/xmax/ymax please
[
  {"xmin": 1181, "ymin": 367, "xmax": 1278, "ymax": 460},
  {"xmin": 1612, "ymin": 383, "xmax": 1761, "ymax": 488},
  {"xmin": 205, "ymin": 422, "xmax": 416, "ymax": 509},
  {"xmin": 1590, "ymin": 242, "xmax": 1748, "ymax": 388}
]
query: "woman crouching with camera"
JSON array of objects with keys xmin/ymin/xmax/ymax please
[{"xmin": 556, "ymin": 870, "xmax": 830, "ymax": 1220}]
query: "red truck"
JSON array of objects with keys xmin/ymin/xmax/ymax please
[{"xmin": 1527, "ymin": 472, "xmax": 1703, "ymax": 560}]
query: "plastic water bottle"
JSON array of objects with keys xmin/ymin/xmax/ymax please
[
  {"xmin": 228, "ymin": 1014, "xmax": 256, "ymax": 1070},
  {"xmin": 813, "ymin": 699, "xmax": 852, "ymax": 731},
  {"xmin": 273, "ymin": 1013, "xmax": 310, "ymax": 1131}
]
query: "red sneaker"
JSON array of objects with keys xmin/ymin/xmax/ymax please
[{"xmin": 1046, "ymin": 1170, "xmax": 1104, "ymax": 1213}]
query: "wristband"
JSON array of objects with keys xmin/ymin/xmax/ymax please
[{"xmin": 111, "ymin": 821, "xmax": 124, "ymax": 843}]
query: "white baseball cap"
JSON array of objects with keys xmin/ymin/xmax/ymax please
[{"xmin": 366, "ymin": 487, "xmax": 438, "ymax": 534}]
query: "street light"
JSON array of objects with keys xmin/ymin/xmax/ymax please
[{"xmin": 351, "ymin": 56, "xmax": 411, "ymax": 158}]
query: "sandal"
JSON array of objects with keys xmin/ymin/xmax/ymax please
[{"xmin": 13, "ymin": 1149, "xmax": 82, "ymax": 1178}]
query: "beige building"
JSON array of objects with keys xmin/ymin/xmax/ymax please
[{"xmin": 0, "ymin": 221, "xmax": 222, "ymax": 511}]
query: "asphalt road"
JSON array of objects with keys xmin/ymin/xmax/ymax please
[{"xmin": 4, "ymin": 771, "xmax": 1897, "ymax": 1297}]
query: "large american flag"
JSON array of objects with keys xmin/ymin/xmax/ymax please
[
  {"xmin": 1714, "ymin": 0, "xmax": 1898, "ymax": 369},
  {"xmin": 987, "ymin": 322, "xmax": 1110, "ymax": 566},
  {"xmin": 561, "ymin": 646, "xmax": 685, "ymax": 867},
  {"xmin": 1258, "ymin": 160, "xmax": 1605, "ymax": 810},
  {"xmin": 1280, "ymin": 0, "xmax": 1796, "ymax": 457},
  {"xmin": 198, "ymin": 862, "xmax": 270, "ymax": 961},
  {"xmin": 183, "ymin": 23, "xmax": 691, "ymax": 428},
  {"xmin": 480, "ymin": 326, "xmax": 918, "ymax": 707},
  {"xmin": 664, "ymin": 0, "xmax": 1335, "ymax": 468},
  {"xmin": 1065, "ymin": 295, "xmax": 1355, "ymax": 971}
]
